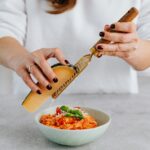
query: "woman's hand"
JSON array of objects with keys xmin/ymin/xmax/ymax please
[
  {"xmin": 10, "ymin": 48, "xmax": 69, "ymax": 94},
  {"xmin": 95, "ymin": 22, "xmax": 147, "ymax": 70}
]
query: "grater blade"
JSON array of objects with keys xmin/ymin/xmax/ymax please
[{"xmin": 52, "ymin": 52, "xmax": 95, "ymax": 99}]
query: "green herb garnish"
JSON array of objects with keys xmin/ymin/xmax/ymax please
[
  {"xmin": 60, "ymin": 106, "xmax": 70, "ymax": 112},
  {"xmin": 60, "ymin": 105, "xmax": 84, "ymax": 120}
]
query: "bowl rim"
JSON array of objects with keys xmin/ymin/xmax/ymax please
[{"xmin": 35, "ymin": 105, "xmax": 111, "ymax": 132}]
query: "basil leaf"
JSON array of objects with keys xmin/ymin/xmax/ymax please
[
  {"xmin": 61, "ymin": 105, "xmax": 84, "ymax": 120},
  {"xmin": 65, "ymin": 113, "xmax": 74, "ymax": 117},
  {"xmin": 60, "ymin": 106, "xmax": 69, "ymax": 112}
]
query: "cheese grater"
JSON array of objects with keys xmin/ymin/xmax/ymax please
[{"xmin": 52, "ymin": 7, "xmax": 139, "ymax": 99}]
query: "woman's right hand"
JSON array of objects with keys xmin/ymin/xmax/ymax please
[{"xmin": 10, "ymin": 48, "xmax": 69, "ymax": 94}]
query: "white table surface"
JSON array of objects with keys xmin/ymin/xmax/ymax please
[{"xmin": 0, "ymin": 77, "xmax": 150, "ymax": 150}]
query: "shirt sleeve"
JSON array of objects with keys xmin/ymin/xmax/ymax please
[
  {"xmin": 137, "ymin": 0, "xmax": 150, "ymax": 40},
  {"xmin": 0, "ymin": 0, "xmax": 27, "ymax": 45}
]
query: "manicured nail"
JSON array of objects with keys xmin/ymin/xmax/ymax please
[
  {"xmin": 53, "ymin": 78, "xmax": 58, "ymax": 83},
  {"xmin": 46, "ymin": 84, "xmax": 52, "ymax": 90},
  {"xmin": 105, "ymin": 24, "xmax": 110, "ymax": 28},
  {"xmin": 65, "ymin": 59, "xmax": 70, "ymax": 64},
  {"xmin": 105, "ymin": 25, "xmax": 110, "ymax": 30},
  {"xmin": 37, "ymin": 90, "xmax": 42, "ymax": 95},
  {"xmin": 99, "ymin": 32, "xmax": 105, "ymax": 37},
  {"xmin": 58, "ymin": 0, "xmax": 66, "ymax": 4},
  {"xmin": 110, "ymin": 24, "xmax": 115, "ymax": 29},
  {"xmin": 98, "ymin": 54, "xmax": 102, "ymax": 58},
  {"xmin": 97, "ymin": 45, "xmax": 103, "ymax": 50}
]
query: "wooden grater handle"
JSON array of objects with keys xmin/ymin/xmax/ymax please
[{"xmin": 90, "ymin": 7, "xmax": 139, "ymax": 57}]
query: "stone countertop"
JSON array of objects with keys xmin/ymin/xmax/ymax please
[{"xmin": 0, "ymin": 77, "xmax": 150, "ymax": 150}]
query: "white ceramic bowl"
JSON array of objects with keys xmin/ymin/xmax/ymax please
[{"xmin": 35, "ymin": 106, "xmax": 111, "ymax": 146}]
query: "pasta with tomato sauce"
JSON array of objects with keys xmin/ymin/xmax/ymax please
[{"xmin": 40, "ymin": 106, "xmax": 97, "ymax": 130}]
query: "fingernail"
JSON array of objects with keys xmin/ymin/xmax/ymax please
[
  {"xmin": 65, "ymin": 59, "xmax": 70, "ymax": 64},
  {"xmin": 105, "ymin": 24, "xmax": 110, "ymax": 28},
  {"xmin": 58, "ymin": 0, "xmax": 66, "ymax": 4},
  {"xmin": 53, "ymin": 78, "xmax": 58, "ymax": 83},
  {"xmin": 98, "ymin": 54, "xmax": 102, "ymax": 58},
  {"xmin": 105, "ymin": 24, "xmax": 110, "ymax": 29},
  {"xmin": 97, "ymin": 45, "xmax": 103, "ymax": 50},
  {"xmin": 37, "ymin": 90, "xmax": 42, "ymax": 95},
  {"xmin": 99, "ymin": 32, "xmax": 105, "ymax": 37},
  {"xmin": 46, "ymin": 84, "xmax": 52, "ymax": 90},
  {"xmin": 110, "ymin": 24, "xmax": 115, "ymax": 29}
]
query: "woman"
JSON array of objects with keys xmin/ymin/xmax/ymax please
[{"xmin": 0, "ymin": 0, "xmax": 150, "ymax": 95}]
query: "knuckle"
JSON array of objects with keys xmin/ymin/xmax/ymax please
[
  {"xmin": 132, "ymin": 43, "xmax": 138, "ymax": 50},
  {"xmin": 33, "ymin": 55, "xmax": 42, "ymax": 65},
  {"xmin": 54, "ymin": 48, "xmax": 61, "ymax": 53},
  {"xmin": 133, "ymin": 37, "xmax": 139, "ymax": 43},
  {"xmin": 16, "ymin": 65, "xmax": 24, "ymax": 74},
  {"xmin": 128, "ymin": 23, "xmax": 136, "ymax": 32},
  {"xmin": 40, "ymin": 79, "xmax": 49, "ymax": 86},
  {"xmin": 38, "ymin": 58, "xmax": 45, "ymax": 66},
  {"xmin": 119, "ymin": 35, "xmax": 127, "ymax": 42},
  {"xmin": 109, "ymin": 44, "xmax": 114, "ymax": 51},
  {"xmin": 116, "ymin": 44, "xmax": 122, "ymax": 51},
  {"xmin": 31, "ymin": 67, "xmax": 36, "ymax": 74}
]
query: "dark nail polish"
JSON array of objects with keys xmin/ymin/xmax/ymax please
[
  {"xmin": 97, "ymin": 45, "xmax": 103, "ymax": 50},
  {"xmin": 53, "ymin": 78, "xmax": 58, "ymax": 83},
  {"xmin": 65, "ymin": 59, "xmax": 70, "ymax": 64},
  {"xmin": 98, "ymin": 54, "xmax": 102, "ymax": 58},
  {"xmin": 46, "ymin": 84, "xmax": 52, "ymax": 90},
  {"xmin": 110, "ymin": 24, "xmax": 115, "ymax": 29},
  {"xmin": 99, "ymin": 32, "xmax": 105, "ymax": 37},
  {"xmin": 58, "ymin": 0, "xmax": 66, "ymax": 4},
  {"xmin": 37, "ymin": 90, "xmax": 42, "ymax": 95}
]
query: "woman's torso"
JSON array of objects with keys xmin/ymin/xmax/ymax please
[{"xmin": 1, "ymin": 0, "xmax": 142, "ymax": 95}]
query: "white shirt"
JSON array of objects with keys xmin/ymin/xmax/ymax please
[{"xmin": 0, "ymin": 0, "xmax": 150, "ymax": 95}]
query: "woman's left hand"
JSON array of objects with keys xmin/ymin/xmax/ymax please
[{"xmin": 96, "ymin": 22, "xmax": 142, "ymax": 69}]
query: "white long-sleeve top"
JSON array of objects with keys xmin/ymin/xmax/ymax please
[{"xmin": 0, "ymin": 0, "xmax": 150, "ymax": 95}]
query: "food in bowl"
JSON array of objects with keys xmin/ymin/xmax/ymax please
[
  {"xmin": 40, "ymin": 105, "xmax": 97, "ymax": 130},
  {"xmin": 35, "ymin": 106, "xmax": 111, "ymax": 146}
]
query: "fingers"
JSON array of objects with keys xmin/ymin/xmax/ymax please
[
  {"xmin": 104, "ymin": 25, "xmax": 110, "ymax": 31},
  {"xmin": 34, "ymin": 55, "xmax": 58, "ymax": 82},
  {"xmin": 32, "ymin": 49, "xmax": 60, "ymax": 82},
  {"xmin": 28, "ymin": 64, "xmax": 53, "ymax": 90},
  {"xmin": 95, "ymin": 22, "xmax": 139, "ymax": 59},
  {"xmin": 109, "ymin": 22, "xmax": 137, "ymax": 33},
  {"xmin": 96, "ymin": 42, "xmax": 138, "ymax": 52},
  {"xmin": 96, "ymin": 50, "xmax": 130, "ymax": 59},
  {"xmin": 51, "ymin": 48, "xmax": 70, "ymax": 65},
  {"xmin": 17, "ymin": 68, "xmax": 41, "ymax": 94},
  {"xmin": 32, "ymin": 48, "xmax": 70, "ymax": 83},
  {"xmin": 99, "ymin": 31, "xmax": 138, "ymax": 43},
  {"xmin": 42, "ymin": 48, "xmax": 69, "ymax": 65},
  {"xmin": 15, "ymin": 47, "xmax": 69, "ymax": 93}
]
